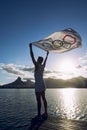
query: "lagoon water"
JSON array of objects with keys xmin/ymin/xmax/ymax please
[{"xmin": 0, "ymin": 88, "xmax": 87, "ymax": 130}]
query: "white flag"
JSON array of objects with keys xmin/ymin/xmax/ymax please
[{"xmin": 32, "ymin": 28, "xmax": 82, "ymax": 53}]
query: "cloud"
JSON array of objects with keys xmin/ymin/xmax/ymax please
[
  {"xmin": 79, "ymin": 52, "xmax": 87, "ymax": 65},
  {"xmin": 0, "ymin": 63, "xmax": 25, "ymax": 76},
  {"xmin": 1, "ymin": 56, "xmax": 87, "ymax": 83},
  {"xmin": 76, "ymin": 65, "xmax": 82, "ymax": 68},
  {"xmin": 74, "ymin": 53, "xmax": 87, "ymax": 78},
  {"xmin": 0, "ymin": 63, "xmax": 68, "ymax": 80},
  {"xmin": 22, "ymin": 67, "xmax": 34, "ymax": 72},
  {"xmin": 0, "ymin": 63, "xmax": 35, "ymax": 84},
  {"xmin": 44, "ymin": 68, "xmax": 77, "ymax": 80}
]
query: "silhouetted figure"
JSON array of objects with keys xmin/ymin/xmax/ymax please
[{"xmin": 29, "ymin": 43, "xmax": 49, "ymax": 119}]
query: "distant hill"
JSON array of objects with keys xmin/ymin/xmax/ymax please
[
  {"xmin": 0, "ymin": 77, "xmax": 34, "ymax": 89},
  {"xmin": 45, "ymin": 76, "xmax": 87, "ymax": 88},
  {"xmin": 0, "ymin": 76, "xmax": 87, "ymax": 88}
]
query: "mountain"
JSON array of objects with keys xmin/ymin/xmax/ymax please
[
  {"xmin": 45, "ymin": 76, "xmax": 87, "ymax": 88},
  {"xmin": 0, "ymin": 76, "xmax": 87, "ymax": 89},
  {"xmin": 0, "ymin": 77, "xmax": 34, "ymax": 88}
]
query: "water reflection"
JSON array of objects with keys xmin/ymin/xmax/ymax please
[{"xmin": 59, "ymin": 88, "xmax": 77, "ymax": 119}]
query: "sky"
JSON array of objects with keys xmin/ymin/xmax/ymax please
[{"xmin": 0, "ymin": 0, "xmax": 87, "ymax": 84}]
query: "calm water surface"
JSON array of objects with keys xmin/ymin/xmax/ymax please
[{"xmin": 0, "ymin": 88, "xmax": 87, "ymax": 130}]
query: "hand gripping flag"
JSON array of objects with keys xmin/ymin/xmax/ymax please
[{"xmin": 32, "ymin": 28, "xmax": 82, "ymax": 53}]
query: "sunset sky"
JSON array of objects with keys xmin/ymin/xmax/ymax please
[{"xmin": 0, "ymin": 0, "xmax": 87, "ymax": 84}]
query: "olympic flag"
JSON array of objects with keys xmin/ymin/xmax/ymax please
[{"xmin": 32, "ymin": 28, "xmax": 82, "ymax": 53}]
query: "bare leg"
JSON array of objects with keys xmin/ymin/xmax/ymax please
[
  {"xmin": 41, "ymin": 91, "xmax": 48, "ymax": 115},
  {"xmin": 35, "ymin": 92, "xmax": 41, "ymax": 116}
]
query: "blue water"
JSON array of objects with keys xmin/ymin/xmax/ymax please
[{"xmin": 0, "ymin": 88, "xmax": 87, "ymax": 130}]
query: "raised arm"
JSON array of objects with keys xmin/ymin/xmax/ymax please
[
  {"xmin": 29, "ymin": 43, "xmax": 36, "ymax": 65},
  {"xmin": 43, "ymin": 51, "xmax": 49, "ymax": 67}
]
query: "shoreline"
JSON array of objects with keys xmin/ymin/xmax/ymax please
[{"xmin": 29, "ymin": 115, "xmax": 87, "ymax": 130}]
